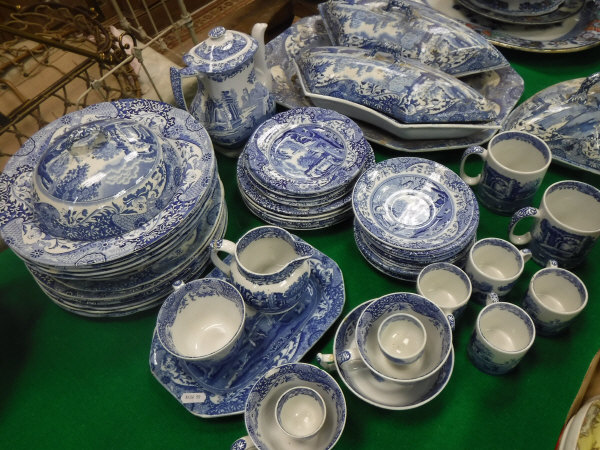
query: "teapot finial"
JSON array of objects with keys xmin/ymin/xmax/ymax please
[{"xmin": 251, "ymin": 23, "xmax": 273, "ymax": 91}]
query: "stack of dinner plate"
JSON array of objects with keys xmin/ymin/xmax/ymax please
[
  {"xmin": 0, "ymin": 99, "xmax": 227, "ymax": 317},
  {"xmin": 237, "ymin": 107, "xmax": 374, "ymax": 230},
  {"xmin": 352, "ymin": 157, "xmax": 479, "ymax": 281}
]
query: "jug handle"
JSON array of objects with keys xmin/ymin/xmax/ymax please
[
  {"xmin": 251, "ymin": 23, "xmax": 273, "ymax": 91},
  {"xmin": 210, "ymin": 239, "xmax": 237, "ymax": 277},
  {"xmin": 170, "ymin": 66, "xmax": 197, "ymax": 112}
]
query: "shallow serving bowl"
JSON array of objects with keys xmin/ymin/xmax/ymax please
[{"xmin": 32, "ymin": 118, "xmax": 181, "ymax": 241}]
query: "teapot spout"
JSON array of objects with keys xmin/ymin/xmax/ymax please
[{"xmin": 251, "ymin": 22, "xmax": 273, "ymax": 91}]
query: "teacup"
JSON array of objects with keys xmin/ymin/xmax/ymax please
[
  {"xmin": 275, "ymin": 386, "xmax": 326, "ymax": 439},
  {"xmin": 460, "ymin": 131, "xmax": 551, "ymax": 215},
  {"xmin": 522, "ymin": 261, "xmax": 588, "ymax": 336},
  {"xmin": 509, "ymin": 180, "xmax": 600, "ymax": 269},
  {"xmin": 417, "ymin": 262, "xmax": 472, "ymax": 320},
  {"xmin": 377, "ymin": 313, "xmax": 427, "ymax": 365},
  {"xmin": 467, "ymin": 300, "xmax": 535, "ymax": 375},
  {"xmin": 465, "ymin": 237, "xmax": 531, "ymax": 303},
  {"xmin": 156, "ymin": 278, "xmax": 245, "ymax": 362},
  {"xmin": 342, "ymin": 293, "xmax": 453, "ymax": 384},
  {"xmin": 210, "ymin": 226, "xmax": 313, "ymax": 313}
]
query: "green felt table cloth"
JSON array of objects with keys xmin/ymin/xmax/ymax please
[{"xmin": 1, "ymin": 41, "xmax": 599, "ymax": 450}]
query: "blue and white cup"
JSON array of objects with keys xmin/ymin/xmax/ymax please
[
  {"xmin": 509, "ymin": 180, "xmax": 600, "ymax": 269},
  {"xmin": 522, "ymin": 261, "xmax": 588, "ymax": 336},
  {"xmin": 417, "ymin": 262, "xmax": 472, "ymax": 321},
  {"xmin": 465, "ymin": 238, "xmax": 531, "ymax": 303},
  {"xmin": 275, "ymin": 386, "xmax": 326, "ymax": 439},
  {"xmin": 468, "ymin": 300, "xmax": 536, "ymax": 375},
  {"xmin": 460, "ymin": 131, "xmax": 551, "ymax": 215}
]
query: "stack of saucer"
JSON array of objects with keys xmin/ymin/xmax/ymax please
[
  {"xmin": 352, "ymin": 157, "xmax": 479, "ymax": 281},
  {"xmin": 456, "ymin": 0, "xmax": 583, "ymax": 25},
  {"xmin": 0, "ymin": 99, "xmax": 226, "ymax": 317},
  {"xmin": 237, "ymin": 107, "xmax": 374, "ymax": 230}
]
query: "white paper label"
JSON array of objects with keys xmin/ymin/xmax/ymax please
[{"xmin": 181, "ymin": 392, "xmax": 207, "ymax": 404}]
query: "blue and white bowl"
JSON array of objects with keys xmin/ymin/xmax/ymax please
[{"xmin": 239, "ymin": 363, "xmax": 346, "ymax": 450}]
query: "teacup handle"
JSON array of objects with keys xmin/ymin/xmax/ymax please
[
  {"xmin": 486, "ymin": 292, "xmax": 500, "ymax": 305},
  {"xmin": 520, "ymin": 248, "xmax": 532, "ymax": 263},
  {"xmin": 509, "ymin": 206, "xmax": 542, "ymax": 246},
  {"xmin": 210, "ymin": 239, "xmax": 237, "ymax": 277},
  {"xmin": 459, "ymin": 145, "xmax": 487, "ymax": 186},
  {"xmin": 316, "ymin": 353, "xmax": 336, "ymax": 372},
  {"xmin": 447, "ymin": 314, "xmax": 456, "ymax": 332},
  {"xmin": 231, "ymin": 436, "xmax": 256, "ymax": 450},
  {"xmin": 546, "ymin": 259, "xmax": 559, "ymax": 268}
]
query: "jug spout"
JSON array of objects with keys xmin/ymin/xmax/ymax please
[{"xmin": 251, "ymin": 22, "xmax": 273, "ymax": 91}]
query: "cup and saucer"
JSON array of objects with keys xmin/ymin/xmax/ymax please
[{"xmin": 318, "ymin": 294, "xmax": 454, "ymax": 410}]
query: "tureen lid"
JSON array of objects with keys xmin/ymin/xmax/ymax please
[{"xmin": 183, "ymin": 26, "xmax": 258, "ymax": 74}]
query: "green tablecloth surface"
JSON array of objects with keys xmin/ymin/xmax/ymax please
[{"xmin": 1, "ymin": 43, "xmax": 599, "ymax": 450}]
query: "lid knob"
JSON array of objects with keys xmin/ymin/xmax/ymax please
[{"xmin": 209, "ymin": 26, "xmax": 226, "ymax": 40}]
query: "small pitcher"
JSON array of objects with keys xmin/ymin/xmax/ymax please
[{"xmin": 210, "ymin": 226, "xmax": 313, "ymax": 313}]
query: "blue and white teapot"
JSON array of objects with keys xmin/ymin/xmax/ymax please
[{"xmin": 170, "ymin": 24, "xmax": 275, "ymax": 148}]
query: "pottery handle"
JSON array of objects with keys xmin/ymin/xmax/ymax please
[
  {"xmin": 568, "ymin": 72, "xmax": 600, "ymax": 104},
  {"xmin": 316, "ymin": 353, "xmax": 336, "ymax": 372},
  {"xmin": 509, "ymin": 206, "xmax": 540, "ymax": 246},
  {"xmin": 210, "ymin": 239, "xmax": 237, "ymax": 277},
  {"xmin": 460, "ymin": 145, "xmax": 487, "ymax": 186},
  {"xmin": 170, "ymin": 66, "xmax": 198, "ymax": 112},
  {"xmin": 231, "ymin": 436, "xmax": 256, "ymax": 450}
]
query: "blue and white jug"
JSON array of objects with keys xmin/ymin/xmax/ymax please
[{"xmin": 170, "ymin": 24, "xmax": 275, "ymax": 148}]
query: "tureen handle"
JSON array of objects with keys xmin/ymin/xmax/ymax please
[{"xmin": 568, "ymin": 72, "xmax": 600, "ymax": 104}]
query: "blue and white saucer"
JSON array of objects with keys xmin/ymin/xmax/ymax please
[
  {"xmin": 332, "ymin": 301, "xmax": 454, "ymax": 410},
  {"xmin": 149, "ymin": 245, "xmax": 345, "ymax": 417}
]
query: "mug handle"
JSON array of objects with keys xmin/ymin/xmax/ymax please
[
  {"xmin": 210, "ymin": 239, "xmax": 237, "ymax": 277},
  {"xmin": 459, "ymin": 145, "xmax": 487, "ymax": 186},
  {"xmin": 509, "ymin": 206, "xmax": 541, "ymax": 246}
]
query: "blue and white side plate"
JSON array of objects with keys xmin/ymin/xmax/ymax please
[
  {"xmin": 244, "ymin": 107, "xmax": 372, "ymax": 197},
  {"xmin": 502, "ymin": 73, "xmax": 600, "ymax": 175},
  {"xmin": 456, "ymin": 0, "xmax": 585, "ymax": 24},
  {"xmin": 333, "ymin": 301, "xmax": 454, "ymax": 410},
  {"xmin": 352, "ymin": 157, "xmax": 478, "ymax": 251},
  {"xmin": 469, "ymin": 0, "xmax": 564, "ymax": 16},
  {"xmin": 0, "ymin": 99, "xmax": 215, "ymax": 268},
  {"xmin": 265, "ymin": 15, "xmax": 524, "ymax": 152},
  {"xmin": 149, "ymin": 245, "xmax": 345, "ymax": 417},
  {"xmin": 418, "ymin": 0, "xmax": 600, "ymax": 52}
]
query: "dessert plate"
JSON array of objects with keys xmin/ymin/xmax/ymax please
[
  {"xmin": 352, "ymin": 157, "xmax": 478, "ymax": 251},
  {"xmin": 456, "ymin": 0, "xmax": 584, "ymax": 24},
  {"xmin": 331, "ymin": 301, "xmax": 454, "ymax": 410},
  {"xmin": 243, "ymin": 107, "xmax": 372, "ymax": 197},
  {"xmin": 319, "ymin": 0, "xmax": 509, "ymax": 76},
  {"xmin": 502, "ymin": 73, "xmax": 600, "ymax": 175},
  {"xmin": 149, "ymin": 245, "xmax": 345, "ymax": 417},
  {"xmin": 265, "ymin": 15, "xmax": 524, "ymax": 152},
  {"xmin": 0, "ymin": 99, "xmax": 216, "ymax": 268},
  {"xmin": 418, "ymin": 0, "xmax": 600, "ymax": 52}
]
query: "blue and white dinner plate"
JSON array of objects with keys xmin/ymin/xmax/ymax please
[
  {"xmin": 352, "ymin": 157, "xmax": 478, "ymax": 252},
  {"xmin": 149, "ymin": 244, "xmax": 345, "ymax": 417},
  {"xmin": 0, "ymin": 99, "xmax": 216, "ymax": 268},
  {"xmin": 456, "ymin": 0, "xmax": 585, "ymax": 24},
  {"xmin": 244, "ymin": 107, "xmax": 372, "ymax": 197}
]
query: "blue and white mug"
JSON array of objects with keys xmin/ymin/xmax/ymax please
[
  {"xmin": 460, "ymin": 131, "xmax": 551, "ymax": 215},
  {"xmin": 468, "ymin": 300, "xmax": 535, "ymax": 375},
  {"xmin": 465, "ymin": 238, "xmax": 531, "ymax": 304},
  {"xmin": 509, "ymin": 180, "xmax": 600, "ymax": 268},
  {"xmin": 522, "ymin": 261, "xmax": 588, "ymax": 336}
]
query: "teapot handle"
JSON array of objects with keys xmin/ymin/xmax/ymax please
[{"xmin": 170, "ymin": 66, "xmax": 198, "ymax": 112}]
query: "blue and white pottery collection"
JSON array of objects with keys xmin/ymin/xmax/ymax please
[
  {"xmin": 170, "ymin": 24, "xmax": 275, "ymax": 148},
  {"xmin": 352, "ymin": 157, "xmax": 479, "ymax": 281},
  {"xmin": 237, "ymin": 107, "xmax": 375, "ymax": 230},
  {"xmin": 2, "ymin": 2, "xmax": 598, "ymax": 447},
  {"xmin": 0, "ymin": 99, "xmax": 226, "ymax": 317}
]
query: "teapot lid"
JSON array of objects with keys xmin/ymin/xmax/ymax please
[{"xmin": 183, "ymin": 26, "xmax": 258, "ymax": 74}]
